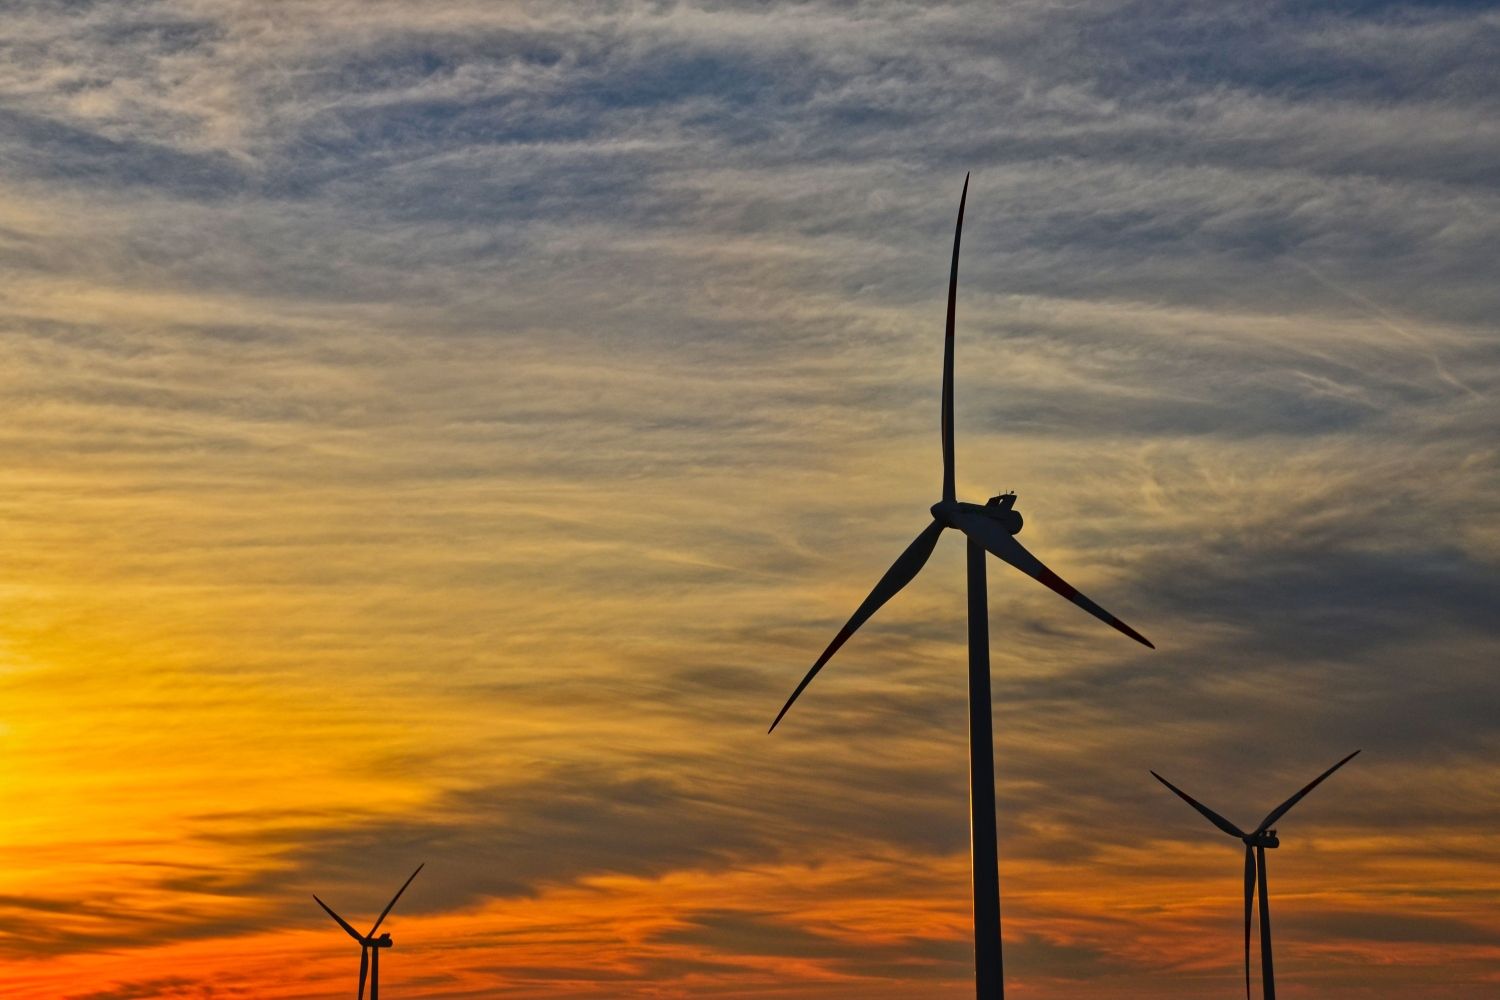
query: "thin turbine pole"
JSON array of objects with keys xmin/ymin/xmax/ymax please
[
  {"xmin": 371, "ymin": 944, "xmax": 380, "ymax": 1000},
  {"xmin": 1257, "ymin": 846, "xmax": 1275, "ymax": 1000},
  {"xmin": 967, "ymin": 539, "xmax": 1003, "ymax": 998}
]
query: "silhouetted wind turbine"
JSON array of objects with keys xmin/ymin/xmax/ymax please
[
  {"xmin": 769, "ymin": 174, "xmax": 1154, "ymax": 1000},
  {"xmin": 314, "ymin": 864, "xmax": 424, "ymax": 1000},
  {"xmin": 1152, "ymin": 750, "xmax": 1359, "ymax": 1000}
]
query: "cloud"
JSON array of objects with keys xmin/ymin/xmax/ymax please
[
  {"xmin": 66, "ymin": 978, "xmax": 213, "ymax": 1000},
  {"xmin": 0, "ymin": 1, "xmax": 1497, "ymax": 997}
]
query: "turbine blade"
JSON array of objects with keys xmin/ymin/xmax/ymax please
[
  {"xmin": 367, "ymin": 863, "xmax": 424, "ymax": 937},
  {"xmin": 941, "ymin": 172, "xmax": 969, "ymax": 504},
  {"xmin": 954, "ymin": 511, "xmax": 1153, "ymax": 648},
  {"xmin": 1255, "ymin": 749, "xmax": 1361, "ymax": 833},
  {"xmin": 1243, "ymin": 845, "xmax": 1255, "ymax": 1000},
  {"xmin": 314, "ymin": 895, "xmax": 364, "ymax": 943},
  {"xmin": 769, "ymin": 520, "xmax": 945, "ymax": 732},
  {"xmin": 1151, "ymin": 770, "xmax": 1247, "ymax": 838},
  {"xmin": 358, "ymin": 945, "xmax": 369, "ymax": 1000}
]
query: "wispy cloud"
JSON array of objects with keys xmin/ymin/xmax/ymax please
[{"xmin": 0, "ymin": 0, "xmax": 1496, "ymax": 997}]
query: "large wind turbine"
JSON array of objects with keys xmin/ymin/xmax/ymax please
[
  {"xmin": 769, "ymin": 174, "xmax": 1154, "ymax": 999},
  {"xmin": 313, "ymin": 864, "xmax": 424, "ymax": 1000},
  {"xmin": 1152, "ymin": 750, "xmax": 1359, "ymax": 1000}
]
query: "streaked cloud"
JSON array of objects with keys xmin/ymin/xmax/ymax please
[{"xmin": 0, "ymin": 0, "xmax": 1496, "ymax": 996}]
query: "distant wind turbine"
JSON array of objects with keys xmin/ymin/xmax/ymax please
[
  {"xmin": 314, "ymin": 864, "xmax": 424, "ymax": 1000},
  {"xmin": 769, "ymin": 174, "xmax": 1154, "ymax": 999},
  {"xmin": 1152, "ymin": 751, "xmax": 1360, "ymax": 1000}
]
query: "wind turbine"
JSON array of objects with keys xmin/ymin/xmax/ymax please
[
  {"xmin": 768, "ymin": 174, "xmax": 1154, "ymax": 999},
  {"xmin": 1152, "ymin": 750, "xmax": 1360, "ymax": 1000},
  {"xmin": 313, "ymin": 864, "xmax": 424, "ymax": 1000}
]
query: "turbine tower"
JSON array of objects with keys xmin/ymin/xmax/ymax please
[
  {"xmin": 313, "ymin": 864, "xmax": 424, "ymax": 1000},
  {"xmin": 1152, "ymin": 751, "xmax": 1360, "ymax": 1000},
  {"xmin": 769, "ymin": 174, "xmax": 1154, "ymax": 1000}
]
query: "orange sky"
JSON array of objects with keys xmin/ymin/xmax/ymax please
[{"xmin": 2, "ymin": 2, "xmax": 1499, "ymax": 998}]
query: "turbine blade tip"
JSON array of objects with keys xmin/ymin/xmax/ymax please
[{"xmin": 1112, "ymin": 618, "xmax": 1154, "ymax": 648}]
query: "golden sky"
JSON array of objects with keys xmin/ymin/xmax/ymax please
[{"xmin": 1, "ymin": 2, "xmax": 1498, "ymax": 998}]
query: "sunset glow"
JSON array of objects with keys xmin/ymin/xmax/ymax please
[{"xmin": 2, "ymin": 2, "xmax": 1497, "ymax": 997}]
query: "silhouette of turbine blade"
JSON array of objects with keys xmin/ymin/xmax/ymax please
[
  {"xmin": 1243, "ymin": 845, "xmax": 1255, "ymax": 1000},
  {"xmin": 953, "ymin": 511, "xmax": 1153, "ymax": 647},
  {"xmin": 769, "ymin": 519, "xmax": 946, "ymax": 732},
  {"xmin": 941, "ymin": 172, "xmax": 969, "ymax": 504},
  {"xmin": 314, "ymin": 895, "xmax": 365, "ymax": 943},
  {"xmin": 358, "ymin": 944, "xmax": 369, "ymax": 1000},
  {"xmin": 1150, "ymin": 770, "xmax": 1247, "ymax": 838},
  {"xmin": 1255, "ymin": 750, "xmax": 1360, "ymax": 833},
  {"xmin": 368, "ymin": 863, "xmax": 424, "ymax": 937}
]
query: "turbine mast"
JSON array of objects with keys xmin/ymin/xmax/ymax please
[
  {"xmin": 967, "ymin": 538, "xmax": 1003, "ymax": 996},
  {"xmin": 1257, "ymin": 848, "xmax": 1275, "ymax": 1000}
]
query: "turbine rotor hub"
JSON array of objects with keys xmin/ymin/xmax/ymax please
[
  {"xmin": 1243, "ymin": 831, "xmax": 1280, "ymax": 849},
  {"xmin": 930, "ymin": 500, "xmax": 961, "ymax": 527}
]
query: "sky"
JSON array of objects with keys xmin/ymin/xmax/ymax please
[{"xmin": 0, "ymin": 0, "xmax": 1497, "ymax": 997}]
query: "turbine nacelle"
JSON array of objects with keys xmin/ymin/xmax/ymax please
[
  {"xmin": 982, "ymin": 491, "xmax": 1024, "ymax": 533},
  {"xmin": 364, "ymin": 933, "xmax": 394, "ymax": 948},
  {"xmin": 929, "ymin": 495, "xmax": 1024, "ymax": 536},
  {"xmin": 1243, "ymin": 830, "xmax": 1280, "ymax": 849}
]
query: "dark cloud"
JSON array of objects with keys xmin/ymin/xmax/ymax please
[
  {"xmin": 657, "ymin": 910, "xmax": 968, "ymax": 980},
  {"xmin": 66, "ymin": 979, "xmax": 211, "ymax": 1000},
  {"xmin": 1005, "ymin": 932, "xmax": 1132, "ymax": 981},
  {"xmin": 1145, "ymin": 543, "xmax": 1500, "ymax": 654},
  {"xmin": 0, "ymin": 106, "xmax": 247, "ymax": 198},
  {"xmin": 660, "ymin": 910, "xmax": 861, "ymax": 960},
  {"xmin": 194, "ymin": 764, "xmax": 769, "ymax": 918},
  {"xmin": 1280, "ymin": 907, "xmax": 1499, "ymax": 945}
]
